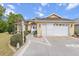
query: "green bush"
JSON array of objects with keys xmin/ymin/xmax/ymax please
[
  {"xmin": 33, "ymin": 31, "xmax": 37, "ymax": 36},
  {"xmin": 10, "ymin": 34, "xmax": 23, "ymax": 47}
]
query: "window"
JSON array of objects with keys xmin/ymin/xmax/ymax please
[
  {"xmin": 56, "ymin": 24, "xmax": 58, "ymax": 26},
  {"xmin": 61, "ymin": 24, "xmax": 64, "ymax": 26},
  {"xmin": 53, "ymin": 24, "xmax": 58, "ymax": 26},
  {"xmin": 59, "ymin": 24, "xmax": 62, "ymax": 26}
]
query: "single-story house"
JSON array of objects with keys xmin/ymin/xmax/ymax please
[{"xmin": 15, "ymin": 13, "xmax": 78, "ymax": 37}]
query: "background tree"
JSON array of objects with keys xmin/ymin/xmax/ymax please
[
  {"xmin": 0, "ymin": 5, "xmax": 24, "ymax": 33},
  {"xmin": 7, "ymin": 12, "xmax": 24, "ymax": 34},
  {"xmin": 0, "ymin": 5, "xmax": 6, "ymax": 20},
  {"xmin": 0, "ymin": 20, "xmax": 7, "ymax": 32},
  {"xmin": 0, "ymin": 5, "xmax": 7, "ymax": 33}
]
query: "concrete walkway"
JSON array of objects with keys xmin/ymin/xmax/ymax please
[{"xmin": 15, "ymin": 35, "xmax": 79, "ymax": 56}]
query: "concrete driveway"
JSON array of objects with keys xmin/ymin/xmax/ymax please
[{"xmin": 15, "ymin": 35, "xmax": 79, "ymax": 56}]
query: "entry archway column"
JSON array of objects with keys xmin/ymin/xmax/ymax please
[
  {"xmin": 37, "ymin": 23, "xmax": 42, "ymax": 37},
  {"xmin": 69, "ymin": 23, "xmax": 75, "ymax": 36}
]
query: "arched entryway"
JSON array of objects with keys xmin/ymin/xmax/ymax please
[{"xmin": 31, "ymin": 22, "xmax": 37, "ymax": 36}]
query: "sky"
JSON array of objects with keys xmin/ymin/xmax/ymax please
[{"xmin": 0, "ymin": 3, "xmax": 79, "ymax": 20}]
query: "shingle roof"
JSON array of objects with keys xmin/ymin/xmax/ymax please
[
  {"xmin": 15, "ymin": 13, "xmax": 75, "ymax": 24},
  {"xmin": 26, "ymin": 14, "xmax": 74, "ymax": 23}
]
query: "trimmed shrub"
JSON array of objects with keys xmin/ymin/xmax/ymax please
[
  {"xmin": 24, "ymin": 30, "xmax": 31, "ymax": 42},
  {"xmin": 10, "ymin": 34, "xmax": 23, "ymax": 47}
]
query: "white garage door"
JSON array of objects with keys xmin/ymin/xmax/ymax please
[{"xmin": 41, "ymin": 23, "xmax": 68, "ymax": 36}]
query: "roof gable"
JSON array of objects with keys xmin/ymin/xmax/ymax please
[{"xmin": 47, "ymin": 13, "xmax": 62, "ymax": 20}]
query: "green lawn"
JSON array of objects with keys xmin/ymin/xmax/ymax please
[{"xmin": 0, "ymin": 32, "xmax": 14, "ymax": 56}]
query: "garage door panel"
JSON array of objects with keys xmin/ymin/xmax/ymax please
[
  {"xmin": 47, "ymin": 23, "xmax": 54, "ymax": 36},
  {"xmin": 41, "ymin": 23, "xmax": 68, "ymax": 36},
  {"xmin": 52, "ymin": 26, "xmax": 68, "ymax": 36}
]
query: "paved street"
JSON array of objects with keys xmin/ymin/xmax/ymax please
[{"xmin": 15, "ymin": 35, "xmax": 79, "ymax": 56}]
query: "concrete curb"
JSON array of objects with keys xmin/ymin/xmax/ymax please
[
  {"xmin": 70, "ymin": 37, "xmax": 79, "ymax": 40},
  {"xmin": 8, "ymin": 41, "xmax": 16, "ymax": 53}
]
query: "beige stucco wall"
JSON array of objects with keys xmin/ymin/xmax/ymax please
[
  {"xmin": 27, "ymin": 22, "xmax": 32, "ymax": 31},
  {"xmin": 37, "ymin": 23, "xmax": 42, "ymax": 37},
  {"xmin": 68, "ymin": 23, "xmax": 75, "ymax": 36},
  {"xmin": 28, "ymin": 24, "xmax": 31, "ymax": 31},
  {"xmin": 37, "ymin": 22, "xmax": 75, "ymax": 37},
  {"xmin": 27, "ymin": 22, "xmax": 75, "ymax": 37}
]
